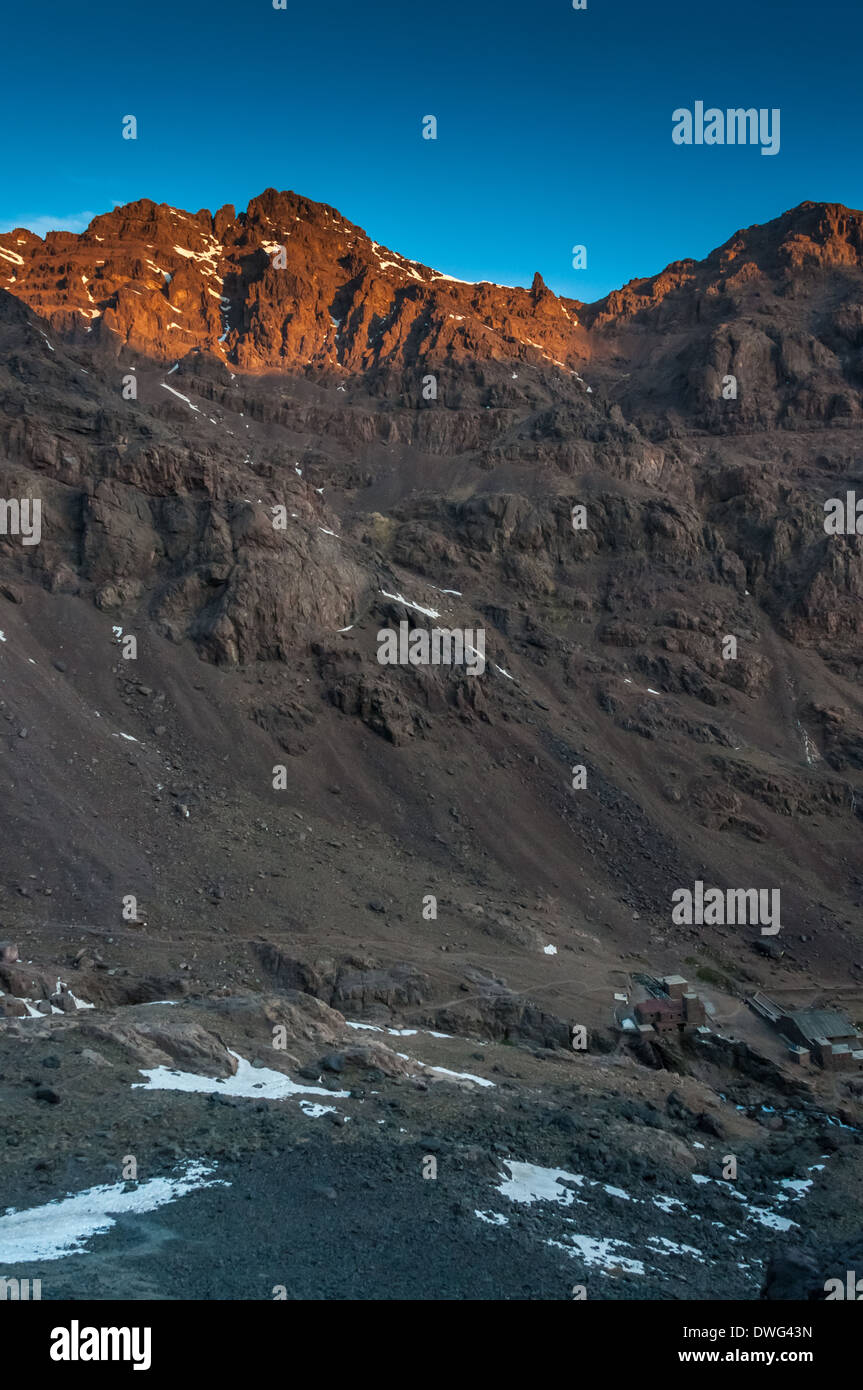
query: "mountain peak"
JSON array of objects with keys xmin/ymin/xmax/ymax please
[
  {"xmin": 0, "ymin": 189, "xmax": 589, "ymax": 379},
  {"xmin": 1, "ymin": 192, "xmax": 860, "ymax": 393}
]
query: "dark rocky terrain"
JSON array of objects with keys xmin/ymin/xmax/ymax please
[{"xmin": 0, "ymin": 191, "xmax": 861, "ymax": 1299}]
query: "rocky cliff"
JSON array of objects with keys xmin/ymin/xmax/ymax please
[{"xmin": 0, "ymin": 189, "xmax": 862, "ymax": 1024}]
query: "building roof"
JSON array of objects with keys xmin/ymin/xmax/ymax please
[
  {"xmin": 663, "ymin": 975, "xmax": 688, "ymax": 986},
  {"xmin": 789, "ymin": 1009, "xmax": 858, "ymax": 1044},
  {"xmin": 751, "ymin": 991, "xmax": 786, "ymax": 1023}
]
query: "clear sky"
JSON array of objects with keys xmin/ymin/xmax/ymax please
[{"xmin": 1, "ymin": 0, "xmax": 860, "ymax": 300}]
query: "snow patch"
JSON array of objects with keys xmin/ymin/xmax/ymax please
[
  {"xmin": 133, "ymin": 1050, "xmax": 350, "ymax": 1102},
  {"xmin": 0, "ymin": 1161, "xmax": 224, "ymax": 1263},
  {"xmin": 547, "ymin": 1232, "xmax": 646, "ymax": 1276},
  {"xmin": 495, "ymin": 1161, "xmax": 586, "ymax": 1207},
  {"xmin": 380, "ymin": 589, "xmax": 440, "ymax": 620},
  {"xmin": 161, "ymin": 383, "xmax": 200, "ymax": 413}
]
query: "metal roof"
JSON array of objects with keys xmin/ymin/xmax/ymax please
[{"xmin": 789, "ymin": 1009, "xmax": 857, "ymax": 1043}]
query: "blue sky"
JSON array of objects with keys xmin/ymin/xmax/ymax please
[{"xmin": 1, "ymin": 0, "xmax": 860, "ymax": 300}]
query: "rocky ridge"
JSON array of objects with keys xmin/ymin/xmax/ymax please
[{"xmin": 1, "ymin": 190, "xmax": 863, "ymax": 1299}]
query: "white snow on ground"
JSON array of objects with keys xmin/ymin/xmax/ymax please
[
  {"xmin": 741, "ymin": 1205, "xmax": 797, "ymax": 1232},
  {"xmin": 0, "ymin": 995, "xmax": 59, "ymax": 1018},
  {"xmin": 133, "ymin": 1050, "xmax": 350, "ymax": 1102},
  {"xmin": 160, "ymin": 384, "xmax": 200, "ymax": 413},
  {"xmin": 543, "ymin": 944, "xmax": 558, "ymax": 955},
  {"xmin": 488, "ymin": 1158, "xmax": 817, "ymax": 1274},
  {"xmin": 66, "ymin": 991, "xmax": 94, "ymax": 1011},
  {"xmin": 548, "ymin": 1233, "xmax": 646, "ymax": 1276},
  {"xmin": 318, "ymin": 527, "xmax": 338, "ymax": 537},
  {"xmin": 690, "ymin": 1173, "xmax": 802, "ymax": 1232},
  {"xmin": 429, "ymin": 272, "xmax": 478, "ymax": 285},
  {"xmin": 0, "ymin": 1161, "xmax": 225, "ymax": 1263},
  {"xmin": 495, "ymin": 1162, "xmax": 586, "ymax": 1207},
  {"xmin": 418, "ymin": 1063, "xmax": 493, "ymax": 1087},
  {"xmin": 173, "ymin": 242, "xmax": 222, "ymax": 265},
  {"xmin": 2, "ymin": 981, "xmax": 95, "ymax": 1018},
  {"xmin": 376, "ymin": 259, "xmax": 424, "ymax": 282},
  {"xmin": 347, "ymin": 1021, "xmax": 416, "ymax": 1036},
  {"xmin": 345, "ymin": 1021, "xmax": 452, "ymax": 1039},
  {"xmin": 647, "ymin": 1235, "xmax": 706, "ymax": 1261},
  {"xmin": 0, "ymin": 632, "xmax": 5, "ymax": 642},
  {"xmin": 54, "ymin": 980, "xmax": 95, "ymax": 1011},
  {"xmin": 487, "ymin": 1164, "xmax": 715, "ymax": 1279},
  {"xmin": 652, "ymin": 1193, "xmax": 689, "ymax": 1214},
  {"xmin": 603, "ymin": 1184, "xmax": 632, "ymax": 1201},
  {"xmin": 394, "ymin": 1052, "xmax": 495, "ymax": 1087},
  {"xmin": 475, "ymin": 1210, "xmax": 509, "ymax": 1226},
  {"xmin": 380, "ymin": 589, "xmax": 440, "ymax": 619},
  {"xmin": 777, "ymin": 1177, "xmax": 814, "ymax": 1198}
]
